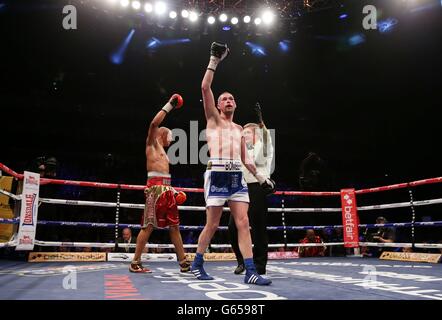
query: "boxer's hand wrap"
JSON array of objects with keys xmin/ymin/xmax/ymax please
[
  {"xmin": 162, "ymin": 102, "xmax": 174, "ymax": 114},
  {"xmin": 207, "ymin": 42, "xmax": 229, "ymax": 71}
]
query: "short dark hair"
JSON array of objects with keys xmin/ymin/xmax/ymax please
[{"xmin": 217, "ymin": 91, "xmax": 234, "ymax": 107}]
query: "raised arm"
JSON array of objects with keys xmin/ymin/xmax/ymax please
[
  {"xmin": 253, "ymin": 102, "xmax": 274, "ymax": 177},
  {"xmin": 146, "ymin": 94, "xmax": 183, "ymax": 146},
  {"xmin": 265, "ymin": 128, "xmax": 274, "ymax": 175},
  {"xmin": 201, "ymin": 42, "xmax": 229, "ymax": 121}
]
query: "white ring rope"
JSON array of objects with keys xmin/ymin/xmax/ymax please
[
  {"xmin": 2, "ymin": 188, "xmax": 442, "ymax": 212},
  {"xmin": 37, "ymin": 196, "xmax": 442, "ymax": 212},
  {"xmin": 1, "ymin": 188, "xmax": 442, "ymax": 250},
  {"xmin": 2, "ymin": 240, "xmax": 441, "ymax": 249},
  {"xmin": 0, "ymin": 188, "xmax": 21, "ymax": 201}
]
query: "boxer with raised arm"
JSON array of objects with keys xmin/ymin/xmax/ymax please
[
  {"xmin": 129, "ymin": 94, "xmax": 190, "ymax": 274},
  {"xmin": 190, "ymin": 43, "xmax": 275, "ymax": 285}
]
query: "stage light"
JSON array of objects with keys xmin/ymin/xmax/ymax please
[
  {"xmin": 147, "ymin": 37, "xmax": 161, "ymax": 49},
  {"xmin": 181, "ymin": 9, "xmax": 189, "ymax": 18},
  {"xmin": 254, "ymin": 17, "xmax": 262, "ymax": 25},
  {"xmin": 348, "ymin": 33, "xmax": 365, "ymax": 46},
  {"xmin": 131, "ymin": 1, "xmax": 140, "ymax": 10},
  {"xmin": 245, "ymin": 41, "xmax": 266, "ymax": 56},
  {"xmin": 243, "ymin": 15, "xmax": 251, "ymax": 23},
  {"xmin": 169, "ymin": 11, "xmax": 177, "ymax": 19},
  {"xmin": 160, "ymin": 38, "xmax": 191, "ymax": 46},
  {"xmin": 110, "ymin": 29, "xmax": 136, "ymax": 64},
  {"xmin": 146, "ymin": 37, "xmax": 191, "ymax": 50},
  {"xmin": 219, "ymin": 13, "xmax": 227, "ymax": 22},
  {"xmin": 278, "ymin": 40, "xmax": 290, "ymax": 52},
  {"xmin": 189, "ymin": 11, "xmax": 198, "ymax": 22},
  {"xmin": 339, "ymin": 13, "xmax": 348, "ymax": 19},
  {"xmin": 144, "ymin": 2, "xmax": 153, "ymax": 13},
  {"xmin": 154, "ymin": 1, "xmax": 167, "ymax": 15},
  {"xmin": 377, "ymin": 18, "xmax": 398, "ymax": 33},
  {"xmin": 207, "ymin": 16, "xmax": 215, "ymax": 24},
  {"xmin": 120, "ymin": 0, "xmax": 129, "ymax": 8},
  {"xmin": 262, "ymin": 10, "xmax": 275, "ymax": 25},
  {"xmin": 231, "ymin": 17, "xmax": 238, "ymax": 25}
]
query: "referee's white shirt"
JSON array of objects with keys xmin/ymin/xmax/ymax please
[{"xmin": 242, "ymin": 127, "xmax": 274, "ymax": 184}]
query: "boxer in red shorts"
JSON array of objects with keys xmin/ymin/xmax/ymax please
[{"xmin": 129, "ymin": 94, "xmax": 190, "ymax": 274}]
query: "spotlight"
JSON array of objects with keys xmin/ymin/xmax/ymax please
[
  {"xmin": 231, "ymin": 17, "xmax": 238, "ymax": 25},
  {"xmin": 262, "ymin": 10, "xmax": 275, "ymax": 25},
  {"xmin": 131, "ymin": 1, "xmax": 141, "ymax": 10},
  {"xmin": 219, "ymin": 13, "xmax": 227, "ymax": 22},
  {"xmin": 339, "ymin": 13, "xmax": 348, "ymax": 19},
  {"xmin": 159, "ymin": 38, "xmax": 191, "ymax": 46},
  {"xmin": 348, "ymin": 33, "xmax": 365, "ymax": 46},
  {"xmin": 278, "ymin": 40, "xmax": 290, "ymax": 52},
  {"xmin": 243, "ymin": 15, "xmax": 251, "ymax": 23},
  {"xmin": 110, "ymin": 29, "xmax": 136, "ymax": 64},
  {"xmin": 169, "ymin": 11, "xmax": 177, "ymax": 19},
  {"xmin": 144, "ymin": 2, "xmax": 153, "ymax": 13},
  {"xmin": 147, "ymin": 37, "xmax": 161, "ymax": 49},
  {"xmin": 254, "ymin": 17, "xmax": 262, "ymax": 25},
  {"xmin": 207, "ymin": 16, "xmax": 215, "ymax": 24},
  {"xmin": 378, "ymin": 18, "xmax": 399, "ymax": 33},
  {"xmin": 154, "ymin": 1, "xmax": 167, "ymax": 15},
  {"xmin": 181, "ymin": 9, "xmax": 189, "ymax": 18},
  {"xmin": 245, "ymin": 41, "xmax": 266, "ymax": 56},
  {"xmin": 120, "ymin": 0, "xmax": 129, "ymax": 8},
  {"xmin": 189, "ymin": 11, "xmax": 198, "ymax": 22}
]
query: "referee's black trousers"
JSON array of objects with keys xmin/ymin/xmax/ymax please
[{"xmin": 228, "ymin": 182, "xmax": 269, "ymax": 273}]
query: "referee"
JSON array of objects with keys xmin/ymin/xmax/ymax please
[{"xmin": 228, "ymin": 104, "xmax": 274, "ymax": 275}]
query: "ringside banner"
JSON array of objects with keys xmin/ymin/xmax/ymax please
[
  {"xmin": 340, "ymin": 189, "xmax": 359, "ymax": 248},
  {"xmin": 16, "ymin": 171, "xmax": 40, "ymax": 250}
]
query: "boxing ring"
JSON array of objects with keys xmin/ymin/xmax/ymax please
[{"xmin": 1, "ymin": 162, "xmax": 442, "ymax": 300}]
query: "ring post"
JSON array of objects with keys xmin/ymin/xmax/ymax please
[
  {"xmin": 340, "ymin": 189, "xmax": 361, "ymax": 257},
  {"xmin": 408, "ymin": 184, "xmax": 416, "ymax": 250},
  {"xmin": 114, "ymin": 185, "xmax": 121, "ymax": 252},
  {"xmin": 281, "ymin": 192, "xmax": 288, "ymax": 250}
]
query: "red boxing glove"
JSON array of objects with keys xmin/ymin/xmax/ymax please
[
  {"xmin": 170, "ymin": 94, "xmax": 183, "ymax": 109},
  {"xmin": 162, "ymin": 94, "xmax": 184, "ymax": 113},
  {"xmin": 175, "ymin": 191, "xmax": 187, "ymax": 205}
]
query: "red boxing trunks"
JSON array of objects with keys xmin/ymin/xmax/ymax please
[{"xmin": 141, "ymin": 172, "xmax": 179, "ymax": 228}]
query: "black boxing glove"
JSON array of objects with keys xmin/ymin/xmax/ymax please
[
  {"xmin": 207, "ymin": 42, "xmax": 229, "ymax": 71},
  {"xmin": 256, "ymin": 174, "xmax": 276, "ymax": 195},
  {"xmin": 254, "ymin": 103, "xmax": 263, "ymax": 124}
]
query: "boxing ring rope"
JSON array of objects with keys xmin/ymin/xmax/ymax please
[
  {"xmin": 2, "ymin": 217, "xmax": 441, "ymax": 230},
  {"xmin": 3, "ymin": 189, "xmax": 442, "ymax": 212},
  {"xmin": 3, "ymin": 163, "xmax": 442, "ymax": 194},
  {"xmin": 1, "ymin": 162, "xmax": 442, "ymax": 253}
]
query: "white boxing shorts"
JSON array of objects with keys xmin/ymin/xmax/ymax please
[{"xmin": 204, "ymin": 158, "xmax": 249, "ymax": 207}]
